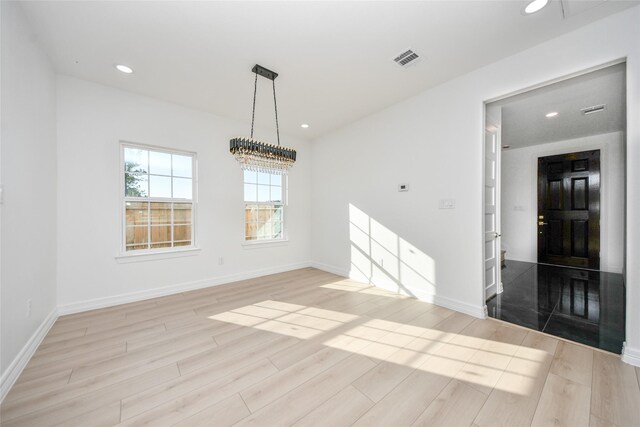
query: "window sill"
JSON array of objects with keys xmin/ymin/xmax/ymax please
[
  {"xmin": 241, "ymin": 239, "xmax": 289, "ymax": 249},
  {"xmin": 115, "ymin": 247, "xmax": 201, "ymax": 263}
]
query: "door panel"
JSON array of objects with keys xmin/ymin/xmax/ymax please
[
  {"xmin": 484, "ymin": 129, "xmax": 501, "ymax": 300},
  {"xmin": 538, "ymin": 150, "xmax": 600, "ymax": 269}
]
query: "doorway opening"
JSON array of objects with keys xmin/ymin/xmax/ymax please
[{"xmin": 483, "ymin": 62, "xmax": 627, "ymax": 353}]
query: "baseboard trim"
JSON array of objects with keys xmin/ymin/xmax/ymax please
[
  {"xmin": 621, "ymin": 342, "xmax": 640, "ymax": 367},
  {"xmin": 433, "ymin": 295, "xmax": 487, "ymax": 319},
  {"xmin": 1, "ymin": 307, "xmax": 58, "ymax": 403},
  {"xmin": 311, "ymin": 261, "xmax": 487, "ymax": 319},
  {"xmin": 309, "ymin": 261, "xmax": 350, "ymax": 278},
  {"xmin": 58, "ymin": 261, "xmax": 312, "ymax": 316}
]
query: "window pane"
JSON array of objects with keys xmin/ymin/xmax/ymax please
[
  {"xmin": 172, "ymin": 154, "xmax": 192, "ymax": 178},
  {"xmin": 126, "ymin": 226, "xmax": 148, "ymax": 246},
  {"xmin": 261, "ymin": 221, "xmax": 273, "ymax": 238},
  {"xmin": 245, "ymin": 205, "xmax": 258, "ymax": 223},
  {"xmin": 258, "ymin": 206, "xmax": 272, "ymax": 222},
  {"xmin": 149, "ymin": 151, "xmax": 171, "ymax": 175},
  {"xmin": 270, "ymin": 174, "xmax": 282, "ymax": 187},
  {"xmin": 125, "ymin": 173, "xmax": 148, "ymax": 197},
  {"xmin": 126, "ymin": 244, "xmax": 149, "ymax": 252},
  {"xmin": 149, "ymin": 175, "xmax": 171, "ymax": 198},
  {"xmin": 257, "ymin": 185, "xmax": 270, "ymax": 202},
  {"xmin": 174, "ymin": 224, "xmax": 192, "ymax": 242},
  {"xmin": 274, "ymin": 206, "xmax": 283, "ymax": 221},
  {"xmin": 173, "ymin": 177, "xmax": 192, "ymax": 199},
  {"xmin": 174, "ymin": 203, "xmax": 192, "ymax": 224},
  {"xmin": 244, "ymin": 170, "xmax": 257, "ymax": 184},
  {"xmin": 151, "ymin": 225, "xmax": 171, "ymax": 244},
  {"xmin": 257, "ymin": 172, "xmax": 270, "ymax": 185},
  {"xmin": 126, "ymin": 201, "xmax": 149, "ymax": 226},
  {"xmin": 271, "ymin": 186, "xmax": 282, "ymax": 202},
  {"xmin": 245, "ymin": 222, "xmax": 258, "ymax": 240},
  {"xmin": 150, "ymin": 202, "xmax": 171, "ymax": 225},
  {"xmin": 244, "ymin": 184, "xmax": 257, "ymax": 202},
  {"xmin": 124, "ymin": 148, "xmax": 148, "ymax": 173}
]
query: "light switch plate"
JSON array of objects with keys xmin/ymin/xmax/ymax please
[{"xmin": 439, "ymin": 199, "xmax": 456, "ymax": 209}]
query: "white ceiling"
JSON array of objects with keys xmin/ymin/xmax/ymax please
[
  {"xmin": 19, "ymin": 0, "xmax": 639, "ymax": 141},
  {"xmin": 494, "ymin": 62, "xmax": 626, "ymax": 149}
]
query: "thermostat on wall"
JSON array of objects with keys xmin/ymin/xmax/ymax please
[{"xmin": 398, "ymin": 184, "xmax": 409, "ymax": 192}]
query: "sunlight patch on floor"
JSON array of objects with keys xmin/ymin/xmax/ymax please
[{"xmin": 208, "ymin": 295, "xmax": 548, "ymax": 397}]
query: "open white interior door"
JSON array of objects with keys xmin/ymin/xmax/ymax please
[{"xmin": 484, "ymin": 129, "xmax": 502, "ymax": 301}]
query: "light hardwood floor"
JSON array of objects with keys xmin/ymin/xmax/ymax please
[{"xmin": 1, "ymin": 268, "xmax": 639, "ymax": 426}]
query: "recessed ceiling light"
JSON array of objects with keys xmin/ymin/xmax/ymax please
[
  {"xmin": 545, "ymin": 111, "xmax": 559, "ymax": 118},
  {"xmin": 525, "ymin": 0, "xmax": 549, "ymax": 14},
  {"xmin": 300, "ymin": 124, "xmax": 310, "ymax": 129},
  {"xmin": 115, "ymin": 64, "xmax": 133, "ymax": 74}
]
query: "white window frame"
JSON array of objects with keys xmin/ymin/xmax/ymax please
[
  {"xmin": 242, "ymin": 171, "xmax": 288, "ymax": 245},
  {"xmin": 119, "ymin": 141, "xmax": 198, "ymax": 256}
]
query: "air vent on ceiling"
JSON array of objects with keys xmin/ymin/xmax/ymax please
[
  {"xmin": 581, "ymin": 104, "xmax": 606, "ymax": 115},
  {"xmin": 393, "ymin": 49, "xmax": 421, "ymax": 68}
]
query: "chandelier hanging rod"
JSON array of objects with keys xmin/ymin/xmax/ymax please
[{"xmin": 249, "ymin": 64, "xmax": 281, "ymax": 146}]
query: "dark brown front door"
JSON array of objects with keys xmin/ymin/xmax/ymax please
[{"xmin": 538, "ymin": 150, "xmax": 600, "ymax": 269}]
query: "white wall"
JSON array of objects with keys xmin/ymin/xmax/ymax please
[
  {"xmin": 310, "ymin": 6, "xmax": 640, "ymax": 356},
  {"xmin": 56, "ymin": 76, "xmax": 312, "ymax": 310},
  {"xmin": 501, "ymin": 132, "xmax": 625, "ymax": 273},
  {"xmin": 1, "ymin": 2, "xmax": 57, "ymax": 378}
]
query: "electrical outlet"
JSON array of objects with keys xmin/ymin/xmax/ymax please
[
  {"xmin": 218, "ymin": 257, "xmax": 224, "ymax": 265},
  {"xmin": 27, "ymin": 299, "xmax": 32, "ymax": 317}
]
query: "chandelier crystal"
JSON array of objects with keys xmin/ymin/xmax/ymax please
[{"xmin": 230, "ymin": 65, "xmax": 297, "ymax": 175}]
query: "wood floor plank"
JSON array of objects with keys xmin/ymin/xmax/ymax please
[
  {"xmin": 122, "ymin": 334, "xmax": 298, "ymax": 420},
  {"xmin": 1, "ymin": 364, "xmax": 177, "ymax": 422},
  {"xmin": 241, "ymin": 346, "xmax": 354, "ymax": 412},
  {"xmin": 471, "ymin": 331, "xmax": 558, "ymax": 427},
  {"xmin": 172, "ymin": 394, "xmax": 250, "ymax": 427},
  {"xmin": 68, "ymin": 334, "xmax": 217, "ymax": 382},
  {"xmin": 118, "ymin": 359, "xmax": 279, "ymax": 426},
  {"xmin": 454, "ymin": 323, "xmax": 527, "ymax": 395},
  {"xmin": 2, "ymin": 364, "xmax": 179, "ymax": 426},
  {"xmin": 18, "ymin": 343, "xmax": 128, "ymax": 383},
  {"xmin": 53, "ymin": 401, "xmax": 121, "ymax": 427},
  {"xmin": 531, "ymin": 373, "xmax": 591, "ymax": 427},
  {"xmin": 411, "ymin": 379, "xmax": 487, "ymax": 427},
  {"xmin": 590, "ymin": 413, "xmax": 619, "ymax": 427},
  {"xmin": 177, "ymin": 330, "xmax": 297, "ymax": 375},
  {"xmin": 292, "ymin": 385, "xmax": 374, "ymax": 427},
  {"xmin": 234, "ymin": 355, "xmax": 377, "ymax": 426},
  {"xmin": 591, "ymin": 351, "xmax": 640, "ymax": 426},
  {"xmin": 1, "ymin": 369, "xmax": 72, "ymax": 405},
  {"xmin": 550, "ymin": 340, "xmax": 594, "ymax": 387},
  {"xmin": 352, "ymin": 367, "xmax": 452, "ymax": 426}
]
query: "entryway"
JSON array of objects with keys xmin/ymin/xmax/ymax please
[{"xmin": 483, "ymin": 62, "xmax": 627, "ymax": 353}]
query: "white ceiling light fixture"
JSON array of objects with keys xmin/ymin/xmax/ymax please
[
  {"xmin": 525, "ymin": 0, "xmax": 549, "ymax": 14},
  {"xmin": 545, "ymin": 111, "xmax": 559, "ymax": 118},
  {"xmin": 115, "ymin": 64, "xmax": 133, "ymax": 74},
  {"xmin": 300, "ymin": 124, "xmax": 310, "ymax": 129}
]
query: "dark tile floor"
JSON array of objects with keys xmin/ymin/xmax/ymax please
[{"xmin": 486, "ymin": 260, "xmax": 625, "ymax": 354}]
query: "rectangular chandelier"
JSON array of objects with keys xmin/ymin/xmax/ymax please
[
  {"xmin": 229, "ymin": 64, "xmax": 297, "ymax": 175},
  {"xmin": 229, "ymin": 137, "xmax": 296, "ymax": 175}
]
